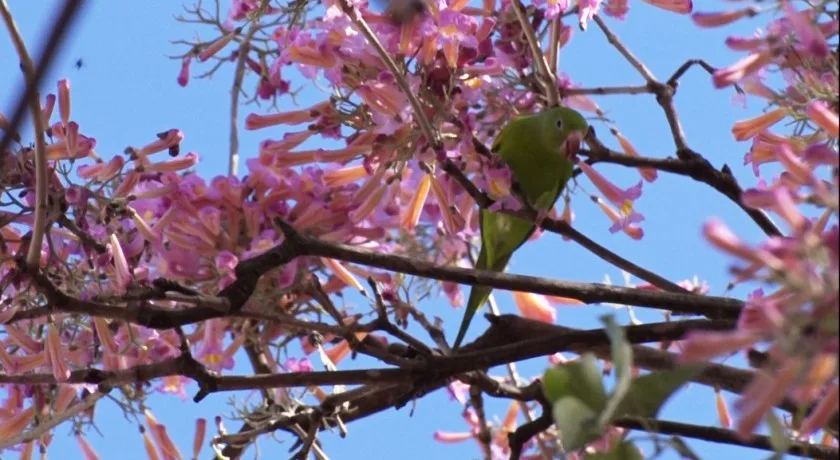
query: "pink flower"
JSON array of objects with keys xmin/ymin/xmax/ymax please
[
  {"xmin": 692, "ymin": 8, "xmax": 757, "ymax": 28},
  {"xmin": 603, "ymin": 0, "xmax": 629, "ymax": 20},
  {"xmin": 578, "ymin": 161, "xmax": 643, "ymax": 211},
  {"xmin": 782, "ymin": 1, "xmax": 829, "ymax": 58},
  {"xmin": 713, "ymin": 50, "xmax": 776, "ymax": 88},
  {"xmin": 199, "ymin": 30, "xmax": 240, "ymax": 62},
  {"xmin": 577, "ymin": 0, "xmax": 602, "ymax": 30},
  {"xmin": 177, "ymin": 54, "xmax": 192, "ymax": 87},
  {"xmin": 57, "ymin": 79, "xmax": 71, "ymax": 126},
  {"xmin": 642, "ymin": 0, "xmax": 692, "ymax": 14}
]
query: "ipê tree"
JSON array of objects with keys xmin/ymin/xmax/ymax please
[{"xmin": 0, "ymin": 0, "xmax": 837, "ymax": 459}]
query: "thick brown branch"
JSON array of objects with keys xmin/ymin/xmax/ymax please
[{"xmin": 614, "ymin": 417, "xmax": 838, "ymax": 459}]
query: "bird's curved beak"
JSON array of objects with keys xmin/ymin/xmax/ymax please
[{"xmin": 563, "ymin": 130, "xmax": 584, "ymax": 159}]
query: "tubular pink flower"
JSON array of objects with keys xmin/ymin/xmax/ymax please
[
  {"xmin": 6, "ymin": 324, "xmax": 42, "ymax": 353},
  {"xmin": 806, "ymin": 101, "xmax": 839, "ymax": 138},
  {"xmin": 54, "ymin": 384, "xmax": 78, "ymax": 413},
  {"xmin": 642, "ymin": 0, "xmax": 692, "ymax": 14},
  {"xmin": 713, "ymin": 50, "xmax": 775, "ymax": 88},
  {"xmin": 692, "ymin": 8, "xmax": 756, "ymax": 28},
  {"xmin": 109, "ymin": 233, "xmax": 132, "ymax": 294},
  {"xmin": 776, "ymin": 142, "xmax": 814, "ymax": 185},
  {"xmin": 783, "ymin": 1, "xmax": 829, "ymax": 58},
  {"xmin": 434, "ymin": 431, "xmax": 473, "ymax": 443},
  {"xmin": 46, "ymin": 322, "xmax": 71, "ymax": 382},
  {"xmin": 772, "ymin": 186, "xmax": 806, "ymax": 232},
  {"xmin": 177, "ymin": 54, "xmax": 192, "ymax": 87},
  {"xmin": 0, "ymin": 406, "xmax": 34, "ymax": 439},
  {"xmin": 678, "ymin": 329, "xmax": 763, "ymax": 363},
  {"xmin": 199, "ymin": 30, "xmax": 239, "ymax": 62},
  {"xmin": 246, "ymin": 101, "xmax": 328, "ymax": 130},
  {"xmin": 578, "ymin": 161, "xmax": 643, "ymax": 210},
  {"xmin": 703, "ymin": 218, "xmax": 766, "ymax": 263},
  {"xmin": 604, "ymin": 0, "xmax": 629, "ymax": 20},
  {"xmin": 137, "ymin": 129, "xmax": 185, "ymax": 157},
  {"xmin": 64, "ymin": 121, "xmax": 79, "ymax": 158},
  {"xmin": 77, "ymin": 434, "xmax": 101, "ymax": 460},
  {"xmin": 114, "ymin": 171, "xmax": 140, "ymax": 198},
  {"xmin": 613, "ymin": 130, "xmax": 657, "ymax": 182},
  {"xmin": 145, "ymin": 151, "xmax": 199, "ymax": 173},
  {"xmin": 41, "ymin": 93, "xmax": 56, "ymax": 125},
  {"xmin": 734, "ymin": 361, "xmax": 801, "ymax": 439},
  {"xmin": 94, "ymin": 317, "xmax": 119, "ymax": 356},
  {"xmin": 193, "ymin": 418, "xmax": 207, "ymax": 459},
  {"xmin": 57, "ymin": 79, "xmax": 71, "ymax": 126},
  {"xmin": 511, "ymin": 291, "xmax": 556, "ymax": 323},
  {"xmin": 595, "ymin": 198, "xmax": 644, "ymax": 240}
]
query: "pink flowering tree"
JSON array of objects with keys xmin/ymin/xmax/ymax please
[{"xmin": 0, "ymin": 0, "xmax": 837, "ymax": 459}]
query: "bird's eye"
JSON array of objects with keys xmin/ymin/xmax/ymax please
[{"xmin": 555, "ymin": 119, "xmax": 563, "ymax": 129}]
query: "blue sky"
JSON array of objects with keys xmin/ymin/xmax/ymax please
[{"xmin": 0, "ymin": 1, "xmax": 797, "ymax": 459}]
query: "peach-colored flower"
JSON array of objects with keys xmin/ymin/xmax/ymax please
[
  {"xmin": 613, "ymin": 130, "xmax": 658, "ymax": 182},
  {"xmin": 715, "ymin": 387, "xmax": 732, "ymax": 428},
  {"xmin": 402, "ymin": 174, "xmax": 432, "ymax": 231},
  {"xmin": 512, "ymin": 291, "xmax": 557, "ymax": 323},
  {"xmin": 732, "ymin": 108, "xmax": 787, "ymax": 141}
]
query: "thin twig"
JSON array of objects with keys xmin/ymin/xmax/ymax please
[
  {"xmin": 0, "ymin": 0, "xmax": 51, "ymax": 267},
  {"xmin": 613, "ymin": 417, "xmax": 838, "ymax": 459},
  {"xmin": 511, "ymin": 0, "xmax": 559, "ymax": 106},
  {"xmin": 0, "ymin": 388, "xmax": 110, "ymax": 449}
]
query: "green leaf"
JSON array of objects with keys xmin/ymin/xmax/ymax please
[
  {"xmin": 598, "ymin": 315, "xmax": 634, "ymax": 425},
  {"xmin": 600, "ymin": 314, "xmax": 633, "ymax": 382},
  {"xmin": 543, "ymin": 353, "xmax": 608, "ymax": 411},
  {"xmin": 612, "ymin": 365, "xmax": 705, "ymax": 421},
  {"xmin": 766, "ymin": 411, "xmax": 791, "ymax": 454},
  {"xmin": 583, "ymin": 441, "xmax": 644, "ymax": 460},
  {"xmin": 552, "ymin": 396, "xmax": 602, "ymax": 452}
]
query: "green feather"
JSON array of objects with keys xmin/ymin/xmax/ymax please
[{"xmin": 451, "ymin": 106, "xmax": 588, "ymax": 350}]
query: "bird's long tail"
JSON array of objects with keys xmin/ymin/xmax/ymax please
[{"xmin": 452, "ymin": 245, "xmax": 512, "ymax": 350}]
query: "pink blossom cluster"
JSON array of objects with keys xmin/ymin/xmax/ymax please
[{"xmin": 679, "ymin": 0, "xmax": 839, "ymax": 443}]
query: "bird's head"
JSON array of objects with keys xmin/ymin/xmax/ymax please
[{"xmin": 541, "ymin": 106, "xmax": 588, "ymax": 160}]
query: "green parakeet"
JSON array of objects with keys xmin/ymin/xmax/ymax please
[{"xmin": 452, "ymin": 106, "xmax": 588, "ymax": 350}]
